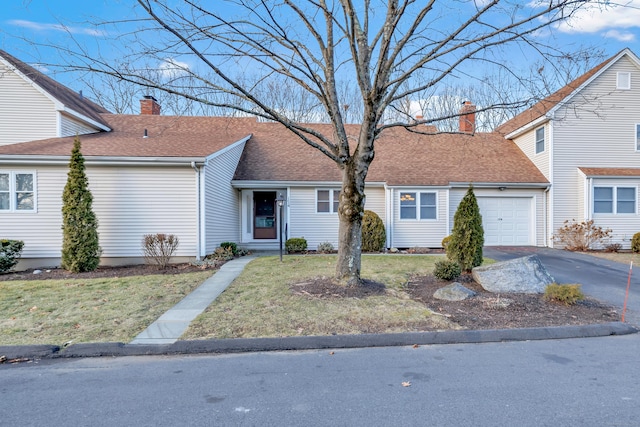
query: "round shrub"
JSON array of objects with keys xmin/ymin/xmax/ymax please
[
  {"xmin": 220, "ymin": 241, "xmax": 238, "ymax": 255},
  {"xmin": 433, "ymin": 259, "xmax": 461, "ymax": 281},
  {"xmin": 632, "ymin": 232, "xmax": 640, "ymax": 253},
  {"xmin": 441, "ymin": 235, "xmax": 451, "ymax": 250},
  {"xmin": 0, "ymin": 239, "xmax": 25, "ymax": 273},
  {"xmin": 362, "ymin": 210, "xmax": 386, "ymax": 252},
  {"xmin": 317, "ymin": 241, "xmax": 334, "ymax": 253},
  {"xmin": 285, "ymin": 237, "xmax": 307, "ymax": 253}
]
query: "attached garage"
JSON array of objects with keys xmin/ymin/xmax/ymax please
[{"xmin": 477, "ymin": 197, "xmax": 534, "ymax": 246}]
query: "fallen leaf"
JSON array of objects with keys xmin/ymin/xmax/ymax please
[
  {"xmin": 28, "ymin": 306, "xmax": 37, "ymax": 312},
  {"xmin": 402, "ymin": 381, "xmax": 411, "ymax": 387},
  {"xmin": 329, "ymin": 351, "xmax": 335, "ymax": 355},
  {"xmin": 412, "ymin": 344, "xmax": 419, "ymax": 349}
]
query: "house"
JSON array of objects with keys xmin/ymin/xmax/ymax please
[
  {"xmin": 497, "ymin": 48, "xmax": 640, "ymax": 248},
  {"xmin": 0, "ymin": 48, "xmax": 638, "ymax": 269}
]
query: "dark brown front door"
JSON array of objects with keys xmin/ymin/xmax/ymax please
[{"xmin": 253, "ymin": 191, "xmax": 277, "ymax": 239}]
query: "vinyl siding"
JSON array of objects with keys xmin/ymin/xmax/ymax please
[
  {"xmin": 203, "ymin": 141, "xmax": 246, "ymax": 254},
  {"xmin": 512, "ymin": 125, "xmax": 551, "ymax": 180},
  {"xmin": 0, "ymin": 164, "xmax": 198, "ymax": 261},
  {"xmin": 288, "ymin": 185, "xmax": 386, "ymax": 250},
  {"xmin": 0, "ymin": 62, "xmax": 57, "ymax": 146},
  {"xmin": 391, "ymin": 188, "xmax": 448, "ymax": 248},
  {"xmin": 60, "ymin": 113, "xmax": 101, "ymax": 137},
  {"xmin": 589, "ymin": 178, "xmax": 640, "ymax": 248},
  {"xmin": 552, "ymin": 55, "xmax": 640, "ymax": 239}
]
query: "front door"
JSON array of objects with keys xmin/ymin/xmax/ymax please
[{"xmin": 253, "ymin": 191, "xmax": 277, "ymax": 239}]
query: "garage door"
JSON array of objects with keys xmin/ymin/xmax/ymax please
[{"xmin": 476, "ymin": 197, "xmax": 532, "ymax": 245}]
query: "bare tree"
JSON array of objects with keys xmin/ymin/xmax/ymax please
[{"xmin": 44, "ymin": 0, "xmax": 610, "ymax": 286}]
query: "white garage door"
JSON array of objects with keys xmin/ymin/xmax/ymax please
[{"xmin": 477, "ymin": 197, "xmax": 532, "ymax": 246}]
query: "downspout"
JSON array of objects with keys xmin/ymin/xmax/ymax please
[
  {"xmin": 544, "ymin": 186, "xmax": 550, "ymax": 247},
  {"xmin": 191, "ymin": 161, "xmax": 202, "ymax": 261}
]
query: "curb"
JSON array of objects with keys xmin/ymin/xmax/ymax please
[{"xmin": 1, "ymin": 322, "xmax": 636, "ymax": 361}]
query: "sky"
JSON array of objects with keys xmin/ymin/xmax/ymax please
[{"xmin": 2, "ymin": 0, "xmax": 640, "ymax": 115}]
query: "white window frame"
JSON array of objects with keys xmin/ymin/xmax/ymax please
[
  {"xmin": 593, "ymin": 185, "xmax": 637, "ymax": 215},
  {"xmin": 535, "ymin": 126, "xmax": 545, "ymax": 154},
  {"xmin": 316, "ymin": 189, "xmax": 340, "ymax": 213},
  {"xmin": 0, "ymin": 170, "xmax": 37, "ymax": 213},
  {"xmin": 399, "ymin": 191, "xmax": 437, "ymax": 220},
  {"xmin": 617, "ymin": 72, "xmax": 631, "ymax": 90}
]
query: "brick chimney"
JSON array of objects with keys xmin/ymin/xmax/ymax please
[
  {"xmin": 459, "ymin": 101, "xmax": 475, "ymax": 133},
  {"xmin": 140, "ymin": 95, "xmax": 161, "ymax": 115}
]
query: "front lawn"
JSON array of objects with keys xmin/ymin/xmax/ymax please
[
  {"xmin": 182, "ymin": 255, "xmax": 458, "ymax": 339},
  {"xmin": 0, "ymin": 271, "xmax": 213, "ymax": 346}
]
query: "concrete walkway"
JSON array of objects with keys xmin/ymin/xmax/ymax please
[{"xmin": 130, "ymin": 255, "xmax": 258, "ymax": 345}]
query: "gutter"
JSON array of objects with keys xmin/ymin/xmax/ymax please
[{"xmin": 0, "ymin": 156, "xmax": 207, "ymax": 167}]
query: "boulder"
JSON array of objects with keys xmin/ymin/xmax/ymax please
[
  {"xmin": 433, "ymin": 282, "xmax": 477, "ymax": 301},
  {"xmin": 472, "ymin": 255, "xmax": 554, "ymax": 294}
]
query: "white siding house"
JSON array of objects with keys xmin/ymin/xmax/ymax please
[{"xmin": 501, "ymin": 49, "xmax": 640, "ymax": 249}]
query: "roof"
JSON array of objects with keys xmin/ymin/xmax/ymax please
[
  {"xmin": 234, "ymin": 122, "xmax": 549, "ymax": 186},
  {"xmin": 0, "ymin": 114, "xmax": 548, "ymax": 186},
  {"xmin": 579, "ymin": 167, "xmax": 640, "ymax": 177},
  {"xmin": 496, "ymin": 51, "xmax": 622, "ymax": 136},
  {"xmin": 0, "ymin": 50, "xmax": 111, "ymax": 129},
  {"xmin": 0, "ymin": 115, "xmax": 255, "ymax": 158}
]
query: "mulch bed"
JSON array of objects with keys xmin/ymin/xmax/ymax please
[
  {"xmin": 404, "ymin": 274, "xmax": 620, "ymax": 329},
  {"xmin": 0, "ymin": 262, "xmax": 217, "ymax": 281}
]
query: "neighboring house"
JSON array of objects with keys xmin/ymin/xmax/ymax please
[
  {"xmin": 497, "ymin": 48, "xmax": 640, "ymax": 248},
  {"xmin": 1, "ymin": 48, "xmax": 638, "ymax": 269}
]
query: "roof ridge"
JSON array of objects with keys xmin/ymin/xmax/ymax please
[
  {"xmin": 496, "ymin": 49, "xmax": 629, "ymax": 136},
  {"xmin": 0, "ymin": 49, "xmax": 111, "ymax": 128}
]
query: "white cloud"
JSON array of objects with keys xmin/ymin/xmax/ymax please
[
  {"xmin": 158, "ymin": 58, "xmax": 191, "ymax": 79},
  {"xmin": 554, "ymin": 1, "xmax": 640, "ymax": 36},
  {"xmin": 603, "ymin": 29, "xmax": 636, "ymax": 42},
  {"xmin": 7, "ymin": 19, "xmax": 105, "ymax": 36}
]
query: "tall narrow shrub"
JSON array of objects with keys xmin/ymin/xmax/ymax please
[
  {"xmin": 61, "ymin": 136, "xmax": 100, "ymax": 272},
  {"xmin": 446, "ymin": 186, "xmax": 484, "ymax": 272}
]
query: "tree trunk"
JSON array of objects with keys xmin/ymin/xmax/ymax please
[{"xmin": 335, "ymin": 156, "xmax": 368, "ymax": 287}]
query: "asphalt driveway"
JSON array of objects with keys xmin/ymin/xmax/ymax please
[{"xmin": 483, "ymin": 246, "xmax": 640, "ymax": 326}]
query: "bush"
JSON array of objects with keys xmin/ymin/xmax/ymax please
[
  {"xmin": 0, "ymin": 239, "xmax": 24, "ymax": 273},
  {"xmin": 362, "ymin": 210, "xmax": 386, "ymax": 252},
  {"xmin": 142, "ymin": 233, "xmax": 180, "ymax": 269},
  {"xmin": 605, "ymin": 243, "xmax": 622, "ymax": 253},
  {"xmin": 317, "ymin": 241, "xmax": 334, "ymax": 253},
  {"xmin": 552, "ymin": 219, "xmax": 612, "ymax": 251},
  {"xmin": 433, "ymin": 259, "xmax": 461, "ymax": 281},
  {"xmin": 220, "ymin": 241, "xmax": 238, "ymax": 256},
  {"xmin": 441, "ymin": 235, "xmax": 451, "ymax": 250},
  {"xmin": 447, "ymin": 186, "xmax": 484, "ymax": 272},
  {"xmin": 544, "ymin": 283, "xmax": 585, "ymax": 305},
  {"xmin": 207, "ymin": 246, "xmax": 235, "ymax": 261},
  {"xmin": 632, "ymin": 232, "xmax": 640, "ymax": 253},
  {"xmin": 285, "ymin": 237, "xmax": 307, "ymax": 253},
  {"xmin": 61, "ymin": 136, "xmax": 101, "ymax": 273}
]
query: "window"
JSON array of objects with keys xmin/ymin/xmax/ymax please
[
  {"xmin": 317, "ymin": 189, "xmax": 340, "ymax": 213},
  {"xmin": 400, "ymin": 192, "xmax": 437, "ymax": 220},
  {"xmin": 636, "ymin": 124, "xmax": 640, "ymax": 151},
  {"xmin": 0, "ymin": 171, "xmax": 35, "ymax": 212},
  {"xmin": 535, "ymin": 127, "xmax": 545, "ymax": 154},
  {"xmin": 594, "ymin": 186, "xmax": 636, "ymax": 214},
  {"xmin": 617, "ymin": 72, "xmax": 631, "ymax": 90}
]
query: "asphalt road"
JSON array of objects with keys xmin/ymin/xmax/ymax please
[
  {"xmin": 2, "ymin": 334, "xmax": 640, "ymax": 426},
  {"xmin": 484, "ymin": 247, "xmax": 640, "ymax": 325}
]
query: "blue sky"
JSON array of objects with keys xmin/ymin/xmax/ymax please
[{"xmin": 2, "ymin": 0, "xmax": 640, "ymax": 101}]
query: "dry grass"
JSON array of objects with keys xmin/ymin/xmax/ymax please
[
  {"xmin": 182, "ymin": 255, "xmax": 461, "ymax": 340},
  {"xmin": 0, "ymin": 271, "xmax": 213, "ymax": 346},
  {"xmin": 584, "ymin": 250, "xmax": 640, "ymax": 266}
]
